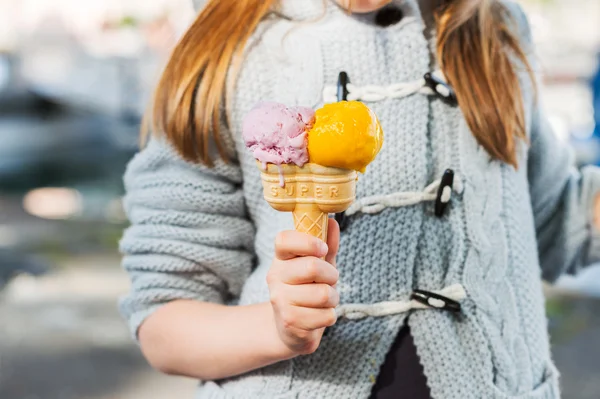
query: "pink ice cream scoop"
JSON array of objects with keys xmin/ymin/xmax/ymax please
[{"xmin": 242, "ymin": 102, "xmax": 315, "ymax": 168}]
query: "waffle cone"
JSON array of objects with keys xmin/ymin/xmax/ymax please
[
  {"xmin": 258, "ymin": 162, "xmax": 357, "ymax": 240},
  {"xmin": 292, "ymin": 203, "xmax": 329, "ymax": 241}
]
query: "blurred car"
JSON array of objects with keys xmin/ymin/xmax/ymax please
[
  {"xmin": 0, "ymin": 82, "xmax": 136, "ymax": 193},
  {"xmin": 0, "ymin": 248, "xmax": 49, "ymax": 290},
  {"xmin": 0, "ymin": 51, "xmax": 136, "ymax": 287}
]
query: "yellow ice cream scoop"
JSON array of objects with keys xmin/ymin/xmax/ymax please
[{"xmin": 307, "ymin": 101, "xmax": 383, "ymax": 173}]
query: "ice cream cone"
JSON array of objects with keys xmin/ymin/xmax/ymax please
[{"xmin": 258, "ymin": 162, "xmax": 357, "ymax": 241}]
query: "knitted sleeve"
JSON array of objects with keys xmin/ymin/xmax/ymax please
[
  {"xmin": 118, "ymin": 137, "xmax": 255, "ymax": 339},
  {"xmin": 527, "ymin": 107, "xmax": 600, "ymax": 282},
  {"xmin": 508, "ymin": 2, "xmax": 600, "ymax": 282}
]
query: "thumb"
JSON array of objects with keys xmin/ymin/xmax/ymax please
[{"xmin": 325, "ymin": 218, "xmax": 340, "ymax": 266}]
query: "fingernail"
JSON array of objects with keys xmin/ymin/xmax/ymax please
[{"xmin": 320, "ymin": 241, "xmax": 329, "ymax": 256}]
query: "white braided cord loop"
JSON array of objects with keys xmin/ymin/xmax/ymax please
[
  {"xmin": 323, "ymin": 79, "xmax": 432, "ymax": 104},
  {"xmin": 346, "ymin": 179, "xmax": 442, "ymax": 216},
  {"xmin": 335, "ymin": 284, "xmax": 467, "ymax": 320}
]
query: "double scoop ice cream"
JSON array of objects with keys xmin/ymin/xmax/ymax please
[
  {"xmin": 242, "ymin": 102, "xmax": 314, "ymax": 169},
  {"xmin": 307, "ymin": 101, "xmax": 383, "ymax": 173},
  {"xmin": 243, "ymin": 101, "xmax": 383, "ymax": 174},
  {"xmin": 242, "ymin": 101, "xmax": 383, "ymax": 240}
]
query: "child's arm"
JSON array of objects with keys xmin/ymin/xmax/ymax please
[
  {"xmin": 138, "ymin": 301, "xmax": 291, "ymax": 379},
  {"xmin": 136, "ymin": 226, "xmax": 340, "ymax": 380},
  {"xmin": 119, "ymin": 138, "xmax": 339, "ymax": 380},
  {"xmin": 510, "ymin": 3, "xmax": 600, "ymax": 281},
  {"xmin": 527, "ymin": 105, "xmax": 600, "ymax": 282}
]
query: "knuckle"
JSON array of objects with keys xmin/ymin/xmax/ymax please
[
  {"xmin": 266, "ymin": 265, "xmax": 283, "ymax": 285},
  {"xmin": 268, "ymin": 288, "xmax": 280, "ymax": 306},
  {"xmin": 319, "ymin": 285, "xmax": 332, "ymax": 306},
  {"xmin": 311, "ymin": 239, "xmax": 322, "ymax": 254},
  {"xmin": 323, "ymin": 309, "xmax": 337, "ymax": 327},
  {"xmin": 300, "ymin": 340, "xmax": 320, "ymax": 355},
  {"xmin": 305, "ymin": 258, "xmax": 319, "ymax": 280},
  {"xmin": 294, "ymin": 329, "xmax": 310, "ymax": 340},
  {"xmin": 281, "ymin": 310, "xmax": 296, "ymax": 329},
  {"xmin": 332, "ymin": 267, "xmax": 340, "ymax": 283},
  {"xmin": 275, "ymin": 231, "xmax": 289, "ymax": 251},
  {"xmin": 265, "ymin": 270, "xmax": 276, "ymax": 285},
  {"xmin": 330, "ymin": 288, "xmax": 340, "ymax": 307}
]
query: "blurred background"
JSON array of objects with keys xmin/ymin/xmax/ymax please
[{"xmin": 0, "ymin": 0, "xmax": 598, "ymax": 398}]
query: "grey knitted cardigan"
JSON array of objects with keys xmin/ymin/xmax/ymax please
[{"xmin": 119, "ymin": 1, "xmax": 600, "ymax": 398}]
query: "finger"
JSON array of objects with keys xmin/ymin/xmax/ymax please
[
  {"xmin": 275, "ymin": 230, "xmax": 328, "ymax": 260},
  {"xmin": 283, "ymin": 306, "xmax": 337, "ymax": 331},
  {"xmin": 594, "ymin": 193, "xmax": 600, "ymax": 229},
  {"xmin": 275, "ymin": 257, "xmax": 339, "ymax": 285},
  {"xmin": 286, "ymin": 284, "xmax": 339, "ymax": 308},
  {"xmin": 325, "ymin": 218, "xmax": 340, "ymax": 266}
]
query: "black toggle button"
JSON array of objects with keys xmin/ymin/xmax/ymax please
[
  {"xmin": 375, "ymin": 5, "xmax": 404, "ymax": 27},
  {"xmin": 335, "ymin": 211, "xmax": 350, "ymax": 232},
  {"xmin": 337, "ymin": 71, "xmax": 350, "ymax": 103},
  {"xmin": 424, "ymin": 73, "xmax": 458, "ymax": 106},
  {"xmin": 434, "ymin": 169, "xmax": 454, "ymax": 217},
  {"xmin": 411, "ymin": 289, "xmax": 462, "ymax": 313},
  {"xmin": 335, "ymin": 71, "xmax": 351, "ymax": 232}
]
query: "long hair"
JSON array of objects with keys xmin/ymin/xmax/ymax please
[
  {"xmin": 145, "ymin": 0, "xmax": 277, "ymax": 165},
  {"xmin": 147, "ymin": 0, "xmax": 533, "ymax": 167},
  {"xmin": 436, "ymin": 0, "xmax": 533, "ymax": 167}
]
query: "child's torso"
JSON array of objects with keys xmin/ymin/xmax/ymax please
[
  {"xmin": 215, "ymin": 3, "xmax": 556, "ymax": 397},
  {"xmin": 230, "ymin": 1, "xmax": 470, "ymax": 303}
]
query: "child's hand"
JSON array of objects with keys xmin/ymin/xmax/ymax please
[{"xmin": 266, "ymin": 220, "xmax": 340, "ymax": 356}]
